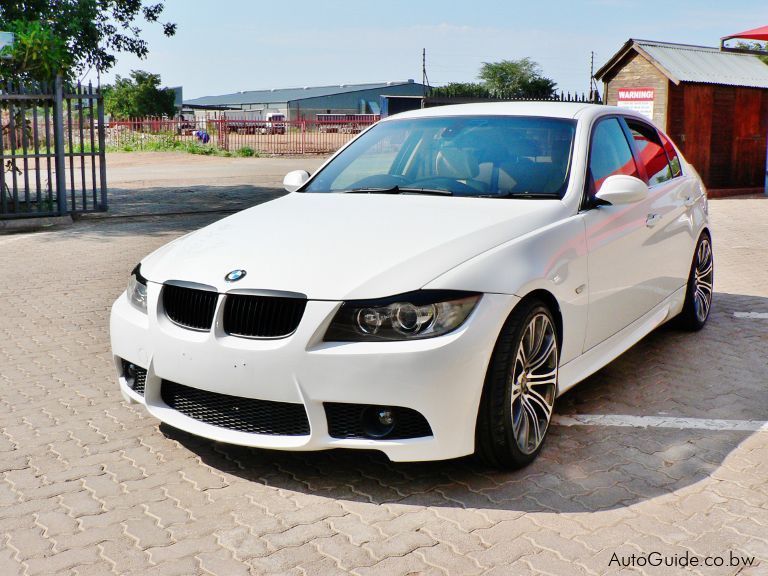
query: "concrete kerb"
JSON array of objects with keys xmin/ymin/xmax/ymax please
[{"xmin": 0, "ymin": 214, "xmax": 74, "ymax": 235}]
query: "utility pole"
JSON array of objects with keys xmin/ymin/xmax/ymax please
[
  {"xmin": 422, "ymin": 48, "xmax": 430, "ymax": 106},
  {"xmin": 589, "ymin": 51, "xmax": 601, "ymax": 103}
]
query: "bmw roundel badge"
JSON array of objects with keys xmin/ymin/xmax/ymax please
[{"xmin": 225, "ymin": 269, "xmax": 247, "ymax": 282}]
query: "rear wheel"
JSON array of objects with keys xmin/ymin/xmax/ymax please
[
  {"xmin": 475, "ymin": 300, "xmax": 558, "ymax": 469},
  {"xmin": 678, "ymin": 232, "xmax": 713, "ymax": 331}
]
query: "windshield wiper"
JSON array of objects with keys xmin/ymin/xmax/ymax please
[
  {"xmin": 397, "ymin": 187, "xmax": 453, "ymax": 196},
  {"xmin": 477, "ymin": 192, "xmax": 562, "ymax": 199},
  {"xmin": 342, "ymin": 187, "xmax": 401, "ymax": 194},
  {"xmin": 340, "ymin": 186, "xmax": 453, "ymax": 196}
]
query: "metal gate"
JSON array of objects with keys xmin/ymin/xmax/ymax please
[{"xmin": 1, "ymin": 76, "xmax": 107, "ymax": 219}]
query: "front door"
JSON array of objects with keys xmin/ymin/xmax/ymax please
[{"xmin": 581, "ymin": 116, "xmax": 658, "ymax": 351}]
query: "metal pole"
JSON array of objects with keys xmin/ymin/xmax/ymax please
[
  {"xmin": 97, "ymin": 86, "xmax": 108, "ymax": 210},
  {"xmin": 53, "ymin": 74, "xmax": 67, "ymax": 214}
]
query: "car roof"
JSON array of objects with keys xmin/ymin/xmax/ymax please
[{"xmin": 384, "ymin": 101, "xmax": 599, "ymax": 121}]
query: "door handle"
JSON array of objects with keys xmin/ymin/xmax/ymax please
[
  {"xmin": 684, "ymin": 195, "xmax": 696, "ymax": 207},
  {"xmin": 646, "ymin": 213, "xmax": 661, "ymax": 228}
]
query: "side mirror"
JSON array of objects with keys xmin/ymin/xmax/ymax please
[
  {"xmin": 595, "ymin": 175, "xmax": 648, "ymax": 205},
  {"xmin": 283, "ymin": 170, "xmax": 310, "ymax": 193}
]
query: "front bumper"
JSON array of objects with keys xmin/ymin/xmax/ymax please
[{"xmin": 110, "ymin": 283, "xmax": 518, "ymax": 461}]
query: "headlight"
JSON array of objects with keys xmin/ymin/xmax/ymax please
[
  {"xmin": 324, "ymin": 290, "xmax": 481, "ymax": 341},
  {"xmin": 127, "ymin": 264, "xmax": 148, "ymax": 313}
]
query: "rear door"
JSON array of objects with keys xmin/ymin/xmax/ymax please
[{"xmin": 623, "ymin": 117, "xmax": 692, "ymax": 300}]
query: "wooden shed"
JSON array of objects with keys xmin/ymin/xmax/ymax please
[{"xmin": 595, "ymin": 39, "xmax": 768, "ymax": 195}]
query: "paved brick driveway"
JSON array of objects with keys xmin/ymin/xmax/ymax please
[{"xmin": 1, "ymin": 186, "xmax": 767, "ymax": 575}]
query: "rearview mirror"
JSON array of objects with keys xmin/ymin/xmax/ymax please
[
  {"xmin": 595, "ymin": 175, "xmax": 648, "ymax": 205},
  {"xmin": 283, "ymin": 170, "xmax": 310, "ymax": 193}
]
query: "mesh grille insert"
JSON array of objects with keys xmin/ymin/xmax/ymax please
[
  {"xmin": 324, "ymin": 403, "xmax": 433, "ymax": 440},
  {"xmin": 161, "ymin": 380, "xmax": 310, "ymax": 436},
  {"xmin": 223, "ymin": 294, "xmax": 306, "ymax": 338},
  {"xmin": 163, "ymin": 284, "xmax": 218, "ymax": 331}
]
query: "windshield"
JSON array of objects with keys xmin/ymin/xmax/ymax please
[{"xmin": 304, "ymin": 115, "xmax": 576, "ymax": 198}]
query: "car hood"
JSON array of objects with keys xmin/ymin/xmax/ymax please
[{"xmin": 141, "ymin": 193, "xmax": 566, "ymax": 299}]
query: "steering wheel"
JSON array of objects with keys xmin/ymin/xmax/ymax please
[
  {"xmin": 347, "ymin": 174, "xmax": 409, "ymax": 189},
  {"xmin": 409, "ymin": 177, "xmax": 484, "ymax": 195}
]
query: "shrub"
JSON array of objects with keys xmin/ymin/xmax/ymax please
[{"xmin": 235, "ymin": 146, "xmax": 257, "ymax": 158}]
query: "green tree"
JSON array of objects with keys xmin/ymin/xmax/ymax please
[
  {"xmin": 735, "ymin": 41, "xmax": 768, "ymax": 65},
  {"xmin": 0, "ymin": 20, "xmax": 71, "ymax": 82},
  {"xmin": 104, "ymin": 70, "xmax": 176, "ymax": 119},
  {"xmin": 0, "ymin": 1, "xmax": 175, "ymax": 81},
  {"xmin": 478, "ymin": 58, "xmax": 557, "ymax": 99},
  {"xmin": 429, "ymin": 82, "xmax": 491, "ymax": 98}
]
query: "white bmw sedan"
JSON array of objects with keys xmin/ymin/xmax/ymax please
[{"xmin": 110, "ymin": 103, "xmax": 712, "ymax": 469}]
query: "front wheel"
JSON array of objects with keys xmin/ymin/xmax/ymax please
[
  {"xmin": 475, "ymin": 300, "xmax": 559, "ymax": 469},
  {"xmin": 677, "ymin": 232, "xmax": 714, "ymax": 331}
]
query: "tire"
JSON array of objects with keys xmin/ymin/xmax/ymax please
[
  {"xmin": 677, "ymin": 232, "xmax": 714, "ymax": 331},
  {"xmin": 475, "ymin": 299, "xmax": 559, "ymax": 469}
]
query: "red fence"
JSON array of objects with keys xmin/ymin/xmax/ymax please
[{"xmin": 106, "ymin": 117, "xmax": 380, "ymax": 155}]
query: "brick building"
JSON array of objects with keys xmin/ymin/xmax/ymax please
[{"xmin": 596, "ymin": 39, "xmax": 768, "ymax": 194}]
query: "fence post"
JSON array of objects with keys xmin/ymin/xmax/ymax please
[
  {"xmin": 97, "ymin": 87, "xmax": 108, "ymax": 210},
  {"xmin": 53, "ymin": 74, "xmax": 67, "ymax": 215}
]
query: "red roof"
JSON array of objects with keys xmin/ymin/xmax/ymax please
[{"xmin": 722, "ymin": 25, "xmax": 768, "ymax": 42}]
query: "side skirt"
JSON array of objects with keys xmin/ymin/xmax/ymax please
[{"xmin": 557, "ymin": 285, "xmax": 686, "ymax": 396}]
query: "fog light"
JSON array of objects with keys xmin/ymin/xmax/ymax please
[
  {"xmin": 124, "ymin": 363, "xmax": 138, "ymax": 388},
  {"xmin": 120, "ymin": 359, "xmax": 147, "ymax": 395},
  {"xmin": 378, "ymin": 409, "xmax": 394, "ymax": 426},
  {"xmin": 362, "ymin": 406, "xmax": 396, "ymax": 438}
]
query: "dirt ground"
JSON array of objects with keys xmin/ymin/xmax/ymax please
[
  {"xmin": 105, "ymin": 152, "xmax": 326, "ymax": 190},
  {"xmin": 98, "ymin": 152, "xmax": 327, "ymax": 217}
]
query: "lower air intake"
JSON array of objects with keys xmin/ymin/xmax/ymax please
[{"xmin": 161, "ymin": 380, "xmax": 310, "ymax": 436}]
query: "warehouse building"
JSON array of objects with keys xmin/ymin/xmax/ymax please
[
  {"xmin": 596, "ymin": 38, "xmax": 768, "ymax": 195},
  {"xmin": 183, "ymin": 80, "xmax": 426, "ymax": 121}
]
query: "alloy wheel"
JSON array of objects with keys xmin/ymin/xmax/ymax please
[
  {"xmin": 693, "ymin": 236, "xmax": 714, "ymax": 322},
  {"xmin": 510, "ymin": 313, "xmax": 558, "ymax": 455}
]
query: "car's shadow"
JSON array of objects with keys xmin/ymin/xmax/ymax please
[{"xmin": 161, "ymin": 291, "xmax": 767, "ymax": 513}]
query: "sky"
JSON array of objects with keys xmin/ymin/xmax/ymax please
[{"xmin": 85, "ymin": 0, "xmax": 767, "ymax": 101}]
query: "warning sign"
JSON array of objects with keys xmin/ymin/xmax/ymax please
[{"xmin": 617, "ymin": 87, "xmax": 655, "ymax": 120}]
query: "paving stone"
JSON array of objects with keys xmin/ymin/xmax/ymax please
[
  {"xmin": 5, "ymin": 527, "xmax": 54, "ymax": 561},
  {"xmin": 215, "ymin": 525, "xmax": 270, "ymax": 560},
  {"xmin": 197, "ymin": 548, "xmax": 251, "ymax": 576},
  {"xmin": 123, "ymin": 516, "xmax": 174, "ymax": 549},
  {"xmin": 416, "ymin": 542, "xmax": 486, "ymax": 575},
  {"xmin": 249, "ymin": 542, "xmax": 324, "ymax": 573},
  {"xmin": 0, "ymin": 168, "xmax": 766, "ymax": 576},
  {"xmin": 353, "ymin": 553, "xmax": 439, "ymax": 576},
  {"xmin": 24, "ymin": 547, "xmax": 101, "ymax": 576},
  {"xmin": 98, "ymin": 537, "xmax": 153, "ymax": 574},
  {"xmin": 363, "ymin": 530, "xmax": 437, "ymax": 560}
]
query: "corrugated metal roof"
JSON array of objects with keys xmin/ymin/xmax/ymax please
[
  {"xmin": 635, "ymin": 39, "xmax": 768, "ymax": 88},
  {"xmin": 184, "ymin": 81, "xmax": 416, "ymax": 107}
]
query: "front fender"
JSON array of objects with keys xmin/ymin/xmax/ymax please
[{"xmin": 423, "ymin": 215, "xmax": 588, "ymax": 364}]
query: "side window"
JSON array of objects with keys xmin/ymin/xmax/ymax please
[
  {"xmin": 659, "ymin": 131, "xmax": 682, "ymax": 177},
  {"xmin": 625, "ymin": 119, "xmax": 673, "ymax": 186},
  {"xmin": 588, "ymin": 117, "xmax": 639, "ymax": 195}
]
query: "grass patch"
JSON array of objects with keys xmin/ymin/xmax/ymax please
[
  {"xmin": 5, "ymin": 132, "xmax": 263, "ymax": 158},
  {"xmin": 104, "ymin": 134, "xmax": 260, "ymax": 157}
]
